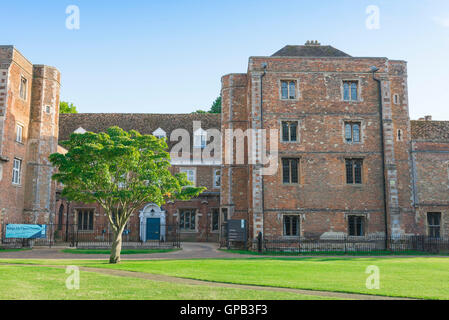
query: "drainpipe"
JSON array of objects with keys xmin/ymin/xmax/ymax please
[
  {"xmin": 260, "ymin": 63, "xmax": 267, "ymax": 239},
  {"xmin": 371, "ymin": 67, "xmax": 389, "ymax": 249}
]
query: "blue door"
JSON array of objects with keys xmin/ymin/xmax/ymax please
[{"xmin": 146, "ymin": 218, "xmax": 160, "ymax": 241}]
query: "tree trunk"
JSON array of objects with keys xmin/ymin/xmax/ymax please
[{"xmin": 109, "ymin": 231, "xmax": 123, "ymax": 264}]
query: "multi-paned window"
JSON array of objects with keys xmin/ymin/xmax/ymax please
[
  {"xmin": 281, "ymin": 80, "xmax": 297, "ymax": 100},
  {"xmin": 348, "ymin": 215, "xmax": 365, "ymax": 236},
  {"xmin": 281, "ymin": 121, "xmax": 298, "ymax": 142},
  {"xmin": 344, "ymin": 122, "xmax": 361, "ymax": 143},
  {"xmin": 180, "ymin": 209, "xmax": 196, "ymax": 231},
  {"xmin": 283, "ymin": 215, "xmax": 300, "ymax": 237},
  {"xmin": 282, "ymin": 158, "xmax": 299, "ymax": 184},
  {"xmin": 343, "ymin": 81, "xmax": 358, "ymax": 101},
  {"xmin": 346, "ymin": 159, "xmax": 363, "ymax": 184},
  {"xmin": 19, "ymin": 77, "xmax": 27, "ymax": 100},
  {"xmin": 213, "ymin": 169, "xmax": 221, "ymax": 188},
  {"xmin": 211, "ymin": 208, "xmax": 219, "ymax": 232},
  {"xmin": 427, "ymin": 212, "xmax": 441, "ymax": 238},
  {"xmin": 16, "ymin": 124, "xmax": 23, "ymax": 143},
  {"xmin": 77, "ymin": 209, "xmax": 94, "ymax": 231},
  {"xmin": 180, "ymin": 168, "xmax": 196, "ymax": 186},
  {"xmin": 194, "ymin": 128, "xmax": 207, "ymax": 149},
  {"xmin": 12, "ymin": 158, "xmax": 22, "ymax": 185}
]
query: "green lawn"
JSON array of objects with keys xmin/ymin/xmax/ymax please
[
  {"xmin": 221, "ymin": 249, "xmax": 449, "ymax": 256},
  {"xmin": 2, "ymin": 257, "xmax": 448, "ymax": 299},
  {"xmin": 0, "ymin": 265, "xmax": 334, "ymax": 300},
  {"xmin": 60, "ymin": 248, "xmax": 178, "ymax": 255},
  {"xmin": 0, "ymin": 248, "xmax": 29, "ymax": 253}
]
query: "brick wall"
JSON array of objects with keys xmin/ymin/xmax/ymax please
[{"xmin": 222, "ymin": 51, "xmax": 416, "ymax": 239}]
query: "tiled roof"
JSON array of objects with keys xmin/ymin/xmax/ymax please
[
  {"xmin": 58, "ymin": 113, "xmax": 221, "ymax": 147},
  {"xmin": 411, "ymin": 120, "xmax": 449, "ymax": 142},
  {"xmin": 272, "ymin": 45, "xmax": 351, "ymax": 58}
]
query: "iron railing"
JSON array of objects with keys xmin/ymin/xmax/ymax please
[
  {"xmin": 251, "ymin": 235, "xmax": 449, "ymax": 255},
  {"xmin": 1, "ymin": 222, "xmax": 180, "ymax": 249}
]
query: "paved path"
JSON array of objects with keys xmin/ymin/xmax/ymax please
[
  {"xmin": 0, "ymin": 242, "xmax": 254, "ymax": 260},
  {"xmin": 0, "ymin": 263, "xmax": 412, "ymax": 300}
]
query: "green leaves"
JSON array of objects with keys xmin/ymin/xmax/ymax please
[{"xmin": 50, "ymin": 126, "xmax": 205, "ymax": 228}]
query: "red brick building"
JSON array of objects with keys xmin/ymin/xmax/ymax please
[
  {"xmin": 221, "ymin": 42, "xmax": 449, "ymax": 240},
  {"xmin": 0, "ymin": 46, "xmax": 61, "ymax": 227},
  {"xmin": 57, "ymin": 113, "xmax": 222, "ymax": 242},
  {"xmin": 1, "ymin": 44, "xmax": 448, "ymax": 244}
]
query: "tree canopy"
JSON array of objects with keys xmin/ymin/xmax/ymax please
[
  {"xmin": 50, "ymin": 126, "xmax": 205, "ymax": 263},
  {"xmin": 59, "ymin": 101, "xmax": 78, "ymax": 114},
  {"xmin": 191, "ymin": 96, "xmax": 221, "ymax": 114}
]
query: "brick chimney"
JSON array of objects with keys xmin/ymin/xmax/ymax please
[{"xmin": 305, "ymin": 40, "xmax": 321, "ymax": 46}]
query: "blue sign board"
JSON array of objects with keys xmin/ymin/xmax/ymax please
[{"xmin": 5, "ymin": 224, "xmax": 47, "ymax": 239}]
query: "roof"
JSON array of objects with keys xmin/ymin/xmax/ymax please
[
  {"xmin": 411, "ymin": 120, "xmax": 449, "ymax": 142},
  {"xmin": 271, "ymin": 44, "xmax": 351, "ymax": 58},
  {"xmin": 58, "ymin": 113, "xmax": 221, "ymax": 148}
]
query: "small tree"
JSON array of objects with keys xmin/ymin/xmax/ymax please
[
  {"xmin": 50, "ymin": 127, "xmax": 205, "ymax": 263},
  {"xmin": 60, "ymin": 101, "xmax": 78, "ymax": 114}
]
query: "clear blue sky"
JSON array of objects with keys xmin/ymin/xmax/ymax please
[{"xmin": 1, "ymin": 0, "xmax": 448, "ymax": 119}]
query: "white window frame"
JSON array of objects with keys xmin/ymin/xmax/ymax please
[
  {"xmin": 74, "ymin": 127, "xmax": 87, "ymax": 134},
  {"xmin": 393, "ymin": 94, "xmax": 400, "ymax": 105},
  {"xmin": 213, "ymin": 169, "xmax": 221, "ymax": 188},
  {"xmin": 194, "ymin": 128, "xmax": 207, "ymax": 149},
  {"xmin": 180, "ymin": 168, "xmax": 196, "ymax": 186},
  {"xmin": 280, "ymin": 79, "xmax": 299, "ymax": 100},
  {"xmin": 16, "ymin": 124, "xmax": 23, "ymax": 143},
  {"xmin": 12, "ymin": 158, "xmax": 22, "ymax": 185},
  {"xmin": 152, "ymin": 128, "xmax": 166, "ymax": 139},
  {"xmin": 19, "ymin": 77, "xmax": 27, "ymax": 100},
  {"xmin": 342, "ymin": 80, "xmax": 360, "ymax": 102}
]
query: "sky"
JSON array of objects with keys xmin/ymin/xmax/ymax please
[{"xmin": 1, "ymin": 0, "xmax": 448, "ymax": 120}]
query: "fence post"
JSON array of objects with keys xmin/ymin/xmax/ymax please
[{"xmin": 257, "ymin": 232, "xmax": 263, "ymax": 253}]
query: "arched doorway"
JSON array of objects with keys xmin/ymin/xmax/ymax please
[{"xmin": 139, "ymin": 204, "xmax": 166, "ymax": 241}]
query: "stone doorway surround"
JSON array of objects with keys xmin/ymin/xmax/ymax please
[{"xmin": 139, "ymin": 203, "xmax": 166, "ymax": 241}]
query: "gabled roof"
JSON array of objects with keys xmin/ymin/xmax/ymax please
[
  {"xmin": 411, "ymin": 120, "xmax": 449, "ymax": 142},
  {"xmin": 271, "ymin": 43, "xmax": 351, "ymax": 58},
  {"xmin": 58, "ymin": 113, "xmax": 221, "ymax": 148}
]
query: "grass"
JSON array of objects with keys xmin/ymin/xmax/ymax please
[
  {"xmin": 60, "ymin": 248, "xmax": 178, "ymax": 255},
  {"xmin": 0, "ymin": 248, "xmax": 29, "ymax": 253},
  {"xmin": 220, "ymin": 249, "xmax": 449, "ymax": 256},
  {"xmin": 2, "ymin": 257, "xmax": 449, "ymax": 299},
  {"xmin": 0, "ymin": 265, "xmax": 335, "ymax": 300}
]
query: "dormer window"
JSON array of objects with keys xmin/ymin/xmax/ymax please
[
  {"xmin": 194, "ymin": 128, "xmax": 207, "ymax": 149},
  {"xmin": 74, "ymin": 127, "xmax": 87, "ymax": 134},
  {"xmin": 152, "ymin": 128, "xmax": 166, "ymax": 139}
]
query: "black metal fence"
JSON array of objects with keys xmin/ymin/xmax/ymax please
[
  {"xmin": 251, "ymin": 235, "xmax": 449, "ymax": 255},
  {"xmin": 1, "ymin": 222, "xmax": 181, "ymax": 249}
]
